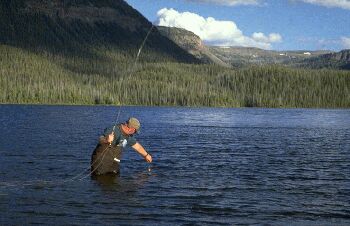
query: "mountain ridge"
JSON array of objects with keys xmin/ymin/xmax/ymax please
[
  {"xmin": 157, "ymin": 26, "xmax": 349, "ymax": 70},
  {"xmin": 297, "ymin": 49, "xmax": 350, "ymax": 69},
  {"xmin": 0, "ymin": 0, "xmax": 199, "ymax": 63}
]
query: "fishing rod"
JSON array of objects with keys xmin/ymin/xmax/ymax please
[{"xmin": 113, "ymin": 23, "xmax": 155, "ymax": 130}]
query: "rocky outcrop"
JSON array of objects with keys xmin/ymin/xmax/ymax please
[
  {"xmin": 208, "ymin": 46, "xmax": 334, "ymax": 67},
  {"xmin": 157, "ymin": 26, "xmax": 230, "ymax": 67},
  {"xmin": 329, "ymin": 49, "xmax": 350, "ymax": 61},
  {"xmin": 157, "ymin": 26, "xmax": 203, "ymax": 51},
  {"xmin": 297, "ymin": 49, "xmax": 350, "ymax": 70}
]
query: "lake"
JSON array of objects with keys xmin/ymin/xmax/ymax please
[{"xmin": 0, "ymin": 105, "xmax": 349, "ymax": 225}]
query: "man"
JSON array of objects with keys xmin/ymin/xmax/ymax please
[{"xmin": 91, "ymin": 117, "xmax": 152, "ymax": 176}]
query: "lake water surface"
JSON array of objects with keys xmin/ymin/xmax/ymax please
[{"xmin": 0, "ymin": 105, "xmax": 349, "ymax": 225}]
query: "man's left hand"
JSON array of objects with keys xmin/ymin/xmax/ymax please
[{"xmin": 145, "ymin": 154, "xmax": 152, "ymax": 163}]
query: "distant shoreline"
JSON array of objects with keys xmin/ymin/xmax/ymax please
[{"xmin": 1, "ymin": 103, "xmax": 349, "ymax": 110}]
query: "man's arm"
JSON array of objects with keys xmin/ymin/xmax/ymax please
[{"xmin": 132, "ymin": 142, "xmax": 152, "ymax": 163}]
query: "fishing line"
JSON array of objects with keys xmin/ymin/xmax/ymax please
[
  {"xmin": 128, "ymin": 23, "xmax": 154, "ymax": 77},
  {"xmin": 0, "ymin": 23, "xmax": 156, "ymax": 189},
  {"xmin": 0, "ymin": 143, "xmax": 112, "ymax": 189}
]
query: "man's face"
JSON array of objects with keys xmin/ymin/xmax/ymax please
[{"xmin": 124, "ymin": 123, "xmax": 136, "ymax": 135}]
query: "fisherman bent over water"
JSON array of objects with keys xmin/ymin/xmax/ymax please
[{"xmin": 91, "ymin": 117, "xmax": 152, "ymax": 176}]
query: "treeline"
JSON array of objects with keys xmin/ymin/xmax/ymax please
[{"xmin": 0, "ymin": 44, "xmax": 349, "ymax": 108}]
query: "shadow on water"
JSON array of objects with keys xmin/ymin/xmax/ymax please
[
  {"xmin": 91, "ymin": 173, "xmax": 119, "ymax": 188},
  {"xmin": 90, "ymin": 167, "xmax": 155, "ymax": 193}
]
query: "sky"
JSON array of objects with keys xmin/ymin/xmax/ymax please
[{"xmin": 124, "ymin": 0, "xmax": 350, "ymax": 51}]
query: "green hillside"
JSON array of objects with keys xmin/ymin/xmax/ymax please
[{"xmin": 1, "ymin": 44, "xmax": 349, "ymax": 108}]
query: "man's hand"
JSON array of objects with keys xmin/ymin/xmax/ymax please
[
  {"xmin": 106, "ymin": 132, "xmax": 115, "ymax": 144},
  {"xmin": 145, "ymin": 153, "xmax": 152, "ymax": 163}
]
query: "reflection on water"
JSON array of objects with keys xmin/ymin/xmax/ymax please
[
  {"xmin": 92, "ymin": 169, "xmax": 153, "ymax": 191},
  {"xmin": 92, "ymin": 174, "xmax": 119, "ymax": 187},
  {"xmin": 0, "ymin": 105, "xmax": 349, "ymax": 225}
]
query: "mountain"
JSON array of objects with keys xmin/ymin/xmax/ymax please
[
  {"xmin": 296, "ymin": 49, "xmax": 350, "ymax": 70},
  {"xmin": 208, "ymin": 46, "xmax": 333, "ymax": 68},
  {"xmin": 0, "ymin": 0, "xmax": 199, "ymax": 63},
  {"xmin": 157, "ymin": 26, "xmax": 230, "ymax": 67},
  {"xmin": 157, "ymin": 26, "xmax": 350, "ymax": 70},
  {"xmin": 1, "ymin": 0, "xmax": 348, "ymax": 70}
]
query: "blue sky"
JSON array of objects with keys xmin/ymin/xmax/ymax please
[{"xmin": 125, "ymin": 0, "xmax": 350, "ymax": 51}]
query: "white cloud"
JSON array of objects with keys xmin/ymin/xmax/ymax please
[
  {"xmin": 186, "ymin": 0, "xmax": 260, "ymax": 6},
  {"xmin": 156, "ymin": 8, "xmax": 282, "ymax": 49},
  {"xmin": 298, "ymin": 0, "xmax": 350, "ymax": 10},
  {"xmin": 252, "ymin": 32, "xmax": 282, "ymax": 43},
  {"xmin": 341, "ymin": 37, "xmax": 350, "ymax": 48}
]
